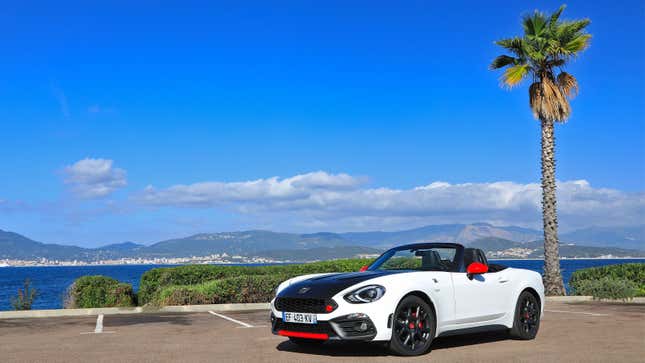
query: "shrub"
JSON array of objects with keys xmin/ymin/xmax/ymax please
[
  {"xmin": 570, "ymin": 277, "xmax": 638, "ymax": 301},
  {"xmin": 65, "ymin": 275, "xmax": 136, "ymax": 308},
  {"xmin": 569, "ymin": 263, "xmax": 645, "ymax": 297},
  {"xmin": 11, "ymin": 279, "xmax": 37, "ymax": 310},
  {"xmin": 157, "ymin": 274, "xmax": 288, "ymax": 306},
  {"xmin": 139, "ymin": 258, "xmax": 372, "ymax": 305}
]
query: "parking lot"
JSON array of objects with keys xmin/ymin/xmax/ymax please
[{"xmin": 1, "ymin": 301, "xmax": 644, "ymax": 362}]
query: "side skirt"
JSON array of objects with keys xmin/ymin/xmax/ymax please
[{"xmin": 437, "ymin": 324, "xmax": 508, "ymax": 338}]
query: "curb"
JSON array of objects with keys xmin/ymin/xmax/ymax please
[
  {"xmin": 3, "ymin": 296, "xmax": 644, "ymax": 319},
  {"xmin": 0, "ymin": 303, "xmax": 270, "ymax": 319},
  {"xmin": 546, "ymin": 296, "xmax": 645, "ymax": 304}
]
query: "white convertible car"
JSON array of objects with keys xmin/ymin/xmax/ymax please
[{"xmin": 270, "ymin": 243, "xmax": 544, "ymax": 356}]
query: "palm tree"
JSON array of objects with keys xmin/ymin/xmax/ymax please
[{"xmin": 490, "ymin": 5, "xmax": 591, "ymax": 295}]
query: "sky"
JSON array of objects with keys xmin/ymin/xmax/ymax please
[{"xmin": 1, "ymin": 1, "xmax": 643, "ymax": 247}]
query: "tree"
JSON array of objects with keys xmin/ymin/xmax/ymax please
[{"xmin": 490, "ymin": 5, "xmax": 591, "ymax": 295}]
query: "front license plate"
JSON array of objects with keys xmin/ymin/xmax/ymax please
[{"xmin": 282, "ymin": 312, "xmax": 317, "ymax": 324}]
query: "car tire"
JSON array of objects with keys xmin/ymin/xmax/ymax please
[
  {"xmin": 389, "ymin": 295, "xmax": 435, "ymax": 356},
  {"xmin": 288, "ymin": 337, "xmax": 325, "ymax": 347},
  {"xmin": 509, "ymin": 290, "xmax": 541, "ymax": 340}
]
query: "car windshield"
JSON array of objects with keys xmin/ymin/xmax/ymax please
[{"xmin": 370, "ymin": 246, "xmax": 460, "ymax": 272}]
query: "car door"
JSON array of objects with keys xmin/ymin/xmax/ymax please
[{"xmin": 451, "ymin": 250, "xmax": 509, "ymax": 324}]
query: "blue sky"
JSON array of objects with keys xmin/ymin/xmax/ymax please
[{"xmin": 1, "ymin": 1, "xmax": 643, "ymax": 246}]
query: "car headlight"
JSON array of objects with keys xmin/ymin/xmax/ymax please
[{"xmin": 344, "ymin": 285, "xmax": 386, "ymax": 303}]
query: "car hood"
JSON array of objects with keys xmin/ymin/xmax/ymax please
[{"xmin": 278, "ymin": 270, "xmax": 409, "ymax": 299}]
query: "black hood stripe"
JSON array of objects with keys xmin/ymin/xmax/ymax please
[{"xmin": 278, "ymin": 270, "xmax": 410, "ymax": 299}]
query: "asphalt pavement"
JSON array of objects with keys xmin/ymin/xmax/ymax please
[{"xmin": 1, "ymin": 301, "xmax": 643, "ymax": 362}]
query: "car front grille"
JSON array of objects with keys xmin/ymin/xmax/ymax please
[{"xmin": 275, "ymin": 297, "xmax": 327, "ymax": 313}]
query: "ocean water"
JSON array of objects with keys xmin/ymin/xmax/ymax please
[{"xmin": 1, "ymin": 259, "xmax": 643, "ymax": 311}]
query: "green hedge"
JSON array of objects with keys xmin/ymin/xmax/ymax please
[
  {"xmin": 158, "ymin": 274, "xmax": 289, "ymax": 306},
  {"xmin": 139, "ymin": 258, "xmax": 371, "ymax": 305},
  {"xmin": 569, "ymin": 263, "xmax": 645, "ymax": 299},
  {"xmin": 65, "ymin": 275, "xmax": 137, "ymax": 308},
  {"xmin": 570, "ymin": 277, "xmax": 637, "ymax": 301}
]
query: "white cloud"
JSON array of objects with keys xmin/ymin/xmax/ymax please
[
  {"xmin": 138, "ymin": 172, "xmax": 645, "ymax": 230},
  {"xmin": 64, "ymin": 158, "xmax": 127, "ymax": 198},
  {"xmin": 140, "ymin": 171, "xmax": 365, "ymax": 206}
]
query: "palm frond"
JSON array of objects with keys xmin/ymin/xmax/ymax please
[
  {"xmin": 557, "ymin": 72, "xmax": 579, "ymax": 98},
  {"xmin": 489, "ymin": 55, "xmax": 519, "ymax": 69},
  {"xmin": 524, "ymin": 40, "xmax": 546, "ymax": 61},
  {"xmin": 564, "ymin": 33, "xmax": 591, "ymax": 54},
  {"xmin": 554, "ymin": 19, "xmax": 591, "ymax": 55},
  {"xmin": 501, "ymin": 64, "xmax": 530, "ymax": 88},
  {"xmin": 528, "ymin": 82, "xmax": 542, "ymax": 119},
  {"xmin": 548, "ymin": 58, "xmax": 566, "ymax": 68},
  {"xmin": 523, "ymin": 10, "xmax": 548, "ymax": 37},
  {"xmin": 529, "ymin": 78, "xmax": 571, "ymax": 122},
  {"xmin": 495, "ymin": 37, "xmax": 526, "ymax": 57},
  {"xmin": 558, "ymin": 19, "xmax": 591, "ymax": 40},
  {"xmin": 491, "ymin": 3, "xmax": 589, "ymax": 118},
  {"xmin": 548, "ymin": 5, "xmax": 566, "ymax": 29}
]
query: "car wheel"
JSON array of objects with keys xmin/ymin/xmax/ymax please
[
  {"xmin": 288, "ymin": 337, "xmax": 325, "ymax": 347},
  {"xmin": 509, "ymin": 290, "xmax": 540, "ymax": 340},
  {"xmin": 389, "ymin": 295, "xmax": 435, "ymax": 356}
]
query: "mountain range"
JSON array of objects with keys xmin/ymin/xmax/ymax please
[{"xmin": 1, "ymin": 223, "xmax": 643, "ymax": 262}]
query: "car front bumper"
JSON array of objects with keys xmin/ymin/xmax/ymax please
[{"xmin": 271, "ymin": 311, "xmax": 378, "ymax": 341}]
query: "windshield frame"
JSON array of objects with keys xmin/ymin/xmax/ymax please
[{"xmin": 367, "ymin": 243, "xmax": 465, "ymax": 273}]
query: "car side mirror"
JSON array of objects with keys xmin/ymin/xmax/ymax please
[
  {"xmin": 466, "ymin": 262, "xmax": 488, "ymax": 279},
  {"xmin": 359, "ymin": 265, "xmax": 369, "ymax": 272}
]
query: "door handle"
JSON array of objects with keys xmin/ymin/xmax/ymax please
[{"xmin": 498, "ymin": 277, "xmax": 510, "ymax": 283}]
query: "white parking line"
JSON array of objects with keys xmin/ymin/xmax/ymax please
[
  {"xmin": 95, "ymin": 314, "xmax": 104, "ymax": 333},
  {"xmin": 208, "ymin": 311, "xmax": 254, "ymax": 328},
  {"xmin": 545, "ymin": 309, "xmax": 609, "ymax": 317},
  {"xmin": 80, "ymin": 314, "xmax": 115, "ymax": 334}
]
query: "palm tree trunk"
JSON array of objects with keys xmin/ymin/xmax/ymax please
[{"xmin": 541, "ymin": 119, "xmax": 566, "ymax": 296}]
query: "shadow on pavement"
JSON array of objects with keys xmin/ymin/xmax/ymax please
[
  {"xmin": 431, "ymin": 330, "xmax": 511, "ymax": 350},
  {"xmin": 103, "ymin": 313, "xmax": 194, "ymax": 327},
  {"xmin": 275, "ymin": 330, "xmax": 511, "ymax": 357},
  {"xmin": 276, "ymin": 341, "xmax": 390, "ymax": 357}
]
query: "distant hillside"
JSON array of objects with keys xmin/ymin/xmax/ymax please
[
  {"xmin": 97, "ymin": 242, "xmax": 144, "ymax": 251},
  {"xmin": 528, "ymin": 244, "xmax": 643, "ymax": 259},
  {"xmin": 0, "ymin": 224, "xmax": 643, "ymax": 262},
  {"xmin": 253, "ymin": 246, "xmax": 382, "ymax": 262},
  {"xmin": 142, "ymin": 230, "xmax": 351, "ymax": 257},
  {"xmin": 92, "ymin": 241, "xmax": 145, "ymax": 259},
  {"xmin": 0, "ymin": 229, "xmax": 90, "ymax": 260},
  {"xmin": 0, "ymin": 230, "xmax": 147, "ymax": 261},
  {"xmin": 561, "ymin": 226, "xmax": 645, "ymax": 250},
  {"xmin": 470, "ymin": 237, "xmax": 644, "ymax": 259},
  {"xmin": 341, "ymin": 223, "xmax": 542, "ymax": 247},
  {"xmin": 469, "ymin": 237, "xmax": 524, "ymax": 251}
]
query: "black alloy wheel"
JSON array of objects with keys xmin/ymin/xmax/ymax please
[
  {"xmin": 510, "ymin": 290, "xmax": 541, "ymax": 340},
  {"xmin": 389, "ymin": 295, "xmax": 435, "ymax": 356}
]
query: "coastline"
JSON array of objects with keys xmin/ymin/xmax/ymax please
[
  {"xmin": 2, "ymin": 258, "xmax": 644, "ymax": 311},
  {"xmin": 1, "ymin": 256, "xmax": 644, "ymax": 268}
]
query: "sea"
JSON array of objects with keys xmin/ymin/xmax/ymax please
[{"xmin": 1, "ymin": 259, "xmax": 644, "ymax": 311}]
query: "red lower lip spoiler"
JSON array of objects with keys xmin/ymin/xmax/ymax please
[{"xmin": 278, "ymin": 330, "xmax": 329, "ymax": 340}]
